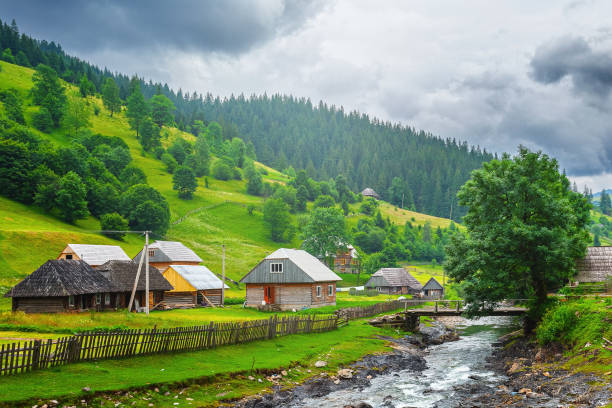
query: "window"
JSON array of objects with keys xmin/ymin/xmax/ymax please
[
  {"xmin": 270, "ymin": 262, "xmax": 283, "ymax": 273},
  {"xmin": 105, "ymin": 293, "xmax": 111, "ymax": 306},
  {"xmin": 328, "ymin": 285, "xmax": 334, "ymax": 296},
  {"xmin": 377, "ymin": 287, "xmax": 382, "ymax": 292},
  {"xmin": 316, "ymin": 285, "xmax": 322, "ymax": 297},
  {"xmin": 148, "ymin": 249, "xmax": 155, "ymax": 257},
  {"xmin": 68, "ymin": 295, "xmax": 75, "ymax": 308},
  {"xmin": 95, "ymin": 293, "xmax": 102, "ymax": 305},
  {"xmin": 65, "ymin": 254, "xmax": 73, "ymax": 260}
]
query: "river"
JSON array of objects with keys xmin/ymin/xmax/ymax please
[{"xmin": 290, "ymin": 316, "xmax": 519, "ymax": 408}]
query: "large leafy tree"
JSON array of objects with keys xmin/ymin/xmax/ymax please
[
  {"xmin": 173, "ymin": 165, "xmax": 197, "ymax": 199},
  {"xmin": 31, "ymin": 64, "xmax": 66, "ymax": 126},
  {"xmin": 55, "ymin": 171, "xmax": 89, "ymax": 223},
  {"xmin": 62, "ymin": 97, "xmax": 91, "ymax": 136},
  {"xmin": 119, "ymin": 184, "xmax": 170, "ymax": 235},
  {"xmin": 101, "ymin": 77, "xmax": 121, "ymax": 117},
  {"xmin": 150, "ymin": 94, "xmax": 175, "ymax": 128},
  {"xmin": 263, "ymin": 198, "xmax": 292, "ymax": 242},
  {"xmin": 301, "ymin": 207, "xmax": 348, "ymax": 266},
  {"xmin": 444, "ymin": 147, "xmax": 590, "ymax": 331},
  {"xmin": 126, "ymin": 87, "xmax": 148, "ymax": 137}
]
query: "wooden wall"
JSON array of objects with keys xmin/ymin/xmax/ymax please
[
  {"xmin": 162, "ymin": 267, "xmax": 197, "ymax": 292},
  {"xmin": 12, "ymin": 297, "xmax": 66, "ymax": 313},
  {"xmin": 245, "ymin": 282, "xmax": 336, "ymax": 310}
]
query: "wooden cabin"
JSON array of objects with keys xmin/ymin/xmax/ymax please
[
  {"xmin": 365, "ymin": 268, "xmax": 423, "ymax": 295},
  {"xmin": 4, "ymin": 260, "xmax": 114, "ymax": 313},
  {"xmin": 162, "ymin": 265, "xmax": 229, "ymax": 307},
  {"xmin": 361, "ymin": 187, "xmax": 381, "ymax": 200},
  {"xmin": 133, "ymin": 241, "xmax": 202, "ymax": 273},
  {"xmin": 241, "ymin": 248, "xmax": 342, "ymax": 311},
  {"xmin": 334, "ymin": 245, "xmax": 359, "ymax": 274},
  {"xmin": 57, "ymin": 244, "xmax": 130, "ymax": 268},
  {"xmin": 96, "ymin": 260, "xmax": 173, "ymax": 311},
  {"xmin": 575, "ymin": 246, "xmax": 612, "ymax": 282},
  {"xmin": 422, "ymin": 277, "xmax": 444, "ymax": 299}
]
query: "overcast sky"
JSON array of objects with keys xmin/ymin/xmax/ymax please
[{"xmin": 3, "ymin": 0, "xmax": 612, "ymax": 190}]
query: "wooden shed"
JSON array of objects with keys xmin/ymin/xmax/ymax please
[
  {"xmin": 133, "ymin": 240, "xmax": 202, "ymax": 273},
  {"xmin": 96, "ymin": 260, "xmax": 173, "ymax": 311},
  {"xmin": 4, "ymin": 260, "xmax": 114, "ymax": 313},
  {"xmin": 365, "ymin": 268, "xmax": 423, "ymax": 295},
  {"xmin": 57, "ymin": 244, "xmax": 130, "ymax": 268},
  {"xmin": 334, "ymin": 244, "xmax": 360, "ymax": 274},
  {"xmin": 575, "ymin": 246, "xmax": 612, "ymax": 282},
  {"xmin": 422, "ymin": 277, "xmax": 444, "ymax": 299},
  {"xmin": 163, "ymin": 265, "xmax": 229, "ymax": 307},
  {"xmin": 361, "ymin": 188, "xmax": 381, "ymax": 200},
  {"xmin": 240, "ymin": 248, "xmax": 342, "ymax": 311}
]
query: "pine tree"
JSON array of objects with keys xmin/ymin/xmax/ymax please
[
  {"xmin": 101, "ymin": 77, "xmax": 121, "ymax": 117},
  {"xmin": 600, "ymin": 190, "xmax": 611, "ymax": 215},
  {"xmin": 127, "ymin": 87, "xmax": 148, "ymax": 137}
]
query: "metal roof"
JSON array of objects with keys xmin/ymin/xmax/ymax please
[
  {"xmin": 268, "ymin": 248, "xmax": 341, "ymax": 282},
  {"xmin": 169, "ymin": 265, "xmax": 229, "ymax": 290},
  {"xmin": 133, "ymin": 241, "xmax": 203, "ymax": 264},
  {"xmin": 67, "ymin": 244, "xmax": 130, "ymax": 266}
]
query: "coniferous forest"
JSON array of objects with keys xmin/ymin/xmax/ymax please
[{"xmin": 0, "ymin": 18, "xmax": 493, "ymax": 220}]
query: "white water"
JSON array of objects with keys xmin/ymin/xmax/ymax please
[{"xmin": 293, "ymin": 317, "xmax": 516, "ymax": 408}]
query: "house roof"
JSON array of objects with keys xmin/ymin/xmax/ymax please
[
  {"xmin": 361, "ymin": 188, "xmax": 380, "ymax": 199},
  {"xmin": 169, "ymin": 265, "xmax": 229, "ymax": 290},
  {"xmin": 240, "ymin": 248, "xmax": 342, "ymax": 283},
  {"xmin": 133, "ymin": 241, "xmax": 203, "ymax": 264},
  {"xmin": 96, "ymin": 260, "xmax": 173, "ymax": 292},
  {"xmin": 423, "ymin": 277, "xmax": 443, "ymax": 291},
  {"xmin": 65, "ymin": 244, "xmax": 130, "ymax": 265},
  {"xmin": 5, "ymin": 260, "xmax": 114, "ymax": 298},
  {"xmin": 367, "ymin": 268, "xmax": 423, "ymax": 290},
  {"xmin": 575, "ymin": 246, "xmax": 612, "ymax": 282}
]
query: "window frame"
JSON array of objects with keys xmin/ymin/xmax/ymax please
[
  {"xmin": 270, "ymin": 262, "xmax": 283, "ymax": 273},
  {"xmin": 95, "ymin": 293, "xmax": 102, "ymax": 306},
  {"xmin": 65, "ymin": 254, "xmax": 73, "ymax": 260},
  {"xmin": 316, "ymin": 285, "xmax": 322, "ymax": 297},
  {"xmin": 328, "ymin": 284, "xmax": 333, "ymax": 296},
  {"xmin": 68, "ymin": 295, "xmax": 75, "ymax": 308},
  {"xmin": 104, "ymin": 293, "xmax": 111, "ymax": 306},
  {"xmin": 148, "ymin": 249, "xmax": 155, "ymax": 258}
]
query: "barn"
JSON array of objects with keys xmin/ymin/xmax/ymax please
[
  {"xmin": 4, "ymin": 260, "xmax": 114, "ymax": 313},
  {"xmin": 57, "ymin": 244, "xmax": 130, "ymax": 267},
  {"xmin": 365, "ymin": 268, "xmax": 423, "ymax": 295},
  {"xmin": 133, "ymin": 240, "xmax": 202, "ymax": 273},
  {"xmin": 240, "ymin": 248, "xmax": 342, "ymax": 311},
  {"xmin": 162, "ymin": 265, "xmax": 229, "ymax": 307},
  {"xmin": 361, "ymin": 187, "xmax": 381, "ymax": 200},
  {"xmin": 96, "ymin": 260, "xmax": 173, "ymax": 311},
  {"xmin": 422, "ymin": 277, "xmax": 444, "ymax": 299},
  {"xmin": 575, "ymin": 246, "xmax": 612, "ymax": 283}
]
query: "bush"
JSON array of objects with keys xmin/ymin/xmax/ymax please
[
  {"xmin": 349, "ymin": 288, "xmax": 357, "ymax": 296},
  {"xmin": 32, "ymin": 107, "xmax": 53, "ymax": 132},
  {"xmin": 100, "ymin": 213, "xmax": 128, "ymax": 240},
  {"xmin": 224, "ymin": 297, "xmax": 246, "ymax": 305},
  {"xmin": 536, "ymin": 302, "xmax": 576, "ymax": 344},
  {"xmin": 154, "ymin": 146, "xmax": 165, "ymax": 159},
  {"xmin": 161, "ymin": 153, "xmax": 177, "ymax": 174},
  {"xmin": 212, "ymin": 161, "xmax": 232, "ymax": 180},
  {"xmin": 232, "ymin": 167, "xmax": 242, "ymax": 180},
  {"xmin": 93, "ymin": 105, "xmax": 100, "ymax": 116}
]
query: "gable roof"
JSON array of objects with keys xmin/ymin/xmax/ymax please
[
  {"xmin": 169, "ymin": 265, "xmax": 229, "ymax": 290},
  {"xmin": 575, "ymin": 246, "xmax": 612, "ymax": 282},
  {"xmin": 5, "ymin": 260, "xmax": 113, "ymax": 298},
  {"xmin": 133, "ymin": 241, "xmax": 203, "ymax": 264},
  {"xmin": 65, "ymin": 244, "xmax": 130, "ymax": 265},
  {"xmin": 423, "ymin": 277, "xmax": 443, "ymax": 291},
  {"xmin": 366, "ymin": 268, "xmax": 423, "ymax": 290},
  {"xmin": 361, "ymin": 188, "xmax": 380, "ymax": 199},
  {"xmin": 240, "ymin": 248, "xmax": 342, "ymax": 283},
  {"xmin": 96, "ymin": 260, "xmax": 173, "ymax": 292}
]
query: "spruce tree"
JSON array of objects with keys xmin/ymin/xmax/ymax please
[
  {"xmin": 127, "ymin": 87, "xmax": 148, "ymax": 137},
  {"xmin": 101, "ymin": 77, "xmax": 121, "ymax": 117}
]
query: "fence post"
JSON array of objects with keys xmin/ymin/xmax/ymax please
[{"xmin": 434, "ymin": 301, "xmax": 438, "ymax": 313}]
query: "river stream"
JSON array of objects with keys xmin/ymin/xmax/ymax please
[{"xmin": 291, "ymin": 317, "xmax": 518, "ymax": 408}]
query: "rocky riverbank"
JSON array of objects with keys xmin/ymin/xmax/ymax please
[{"xmin": 459, "ymin": 331, "xmax": 612, "ymax": 407}]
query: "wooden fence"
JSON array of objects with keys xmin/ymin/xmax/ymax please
[
  {"xmin": 0, "ymin": 314, "xmax": 337, "ymax": 376},
  {"xmin": 335, "ymin": 299, "xmax": 419, "ymax": 323}
]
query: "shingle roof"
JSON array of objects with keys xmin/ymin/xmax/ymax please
[
  {"xmin": 575, "ymin": 246, "xmax": 612, "ymax": 282},
  {"xmin": 5, "ymin": 260, "xmax": 113, "ymax": 298},
  {"xmin": 66, "ymin": 244, "xmax": 130, "ymax": 266},
  {"xmin": 96, "ymin": 260, "xmax": 173, "ymax": 292},
  {"xmin": 266, "ymin": 248, "xmax": 342, "ymax": 282},
  {"xmin": 369, "ymin": 268, "xmax": 423, "ymax": 290},
  {"xmin": 361, "ymin": 188, "xmax": 380, "ymax": 199},
  {"xmin": 133, "ymin": 241, "xmax": 203, "ymax": 264},
  {"xmin": 422, "ymin": 277, "xmax": 443, "ymax": 290},
  {"xmin": 169, "ymin": 265, "xmax": 229, "ymax": 290}
]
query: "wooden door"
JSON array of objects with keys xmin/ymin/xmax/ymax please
[{"xmin": 264, "ymin": 286, "xmax": 275, "ymax": 304}]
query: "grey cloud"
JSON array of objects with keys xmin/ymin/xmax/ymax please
[
  {"xmin": 0, "ymin": 0, "xmax": 326, "ymax": 56},
  {"xmin": 530, "ymin": 36, "xmax": 612, "ymax": 99}
]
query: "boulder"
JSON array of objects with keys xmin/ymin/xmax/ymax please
[
  {"xmin": 314, "ymin": 360, "xmax": 327, "ymax": 368},
  {"xmin": 337, "ymin": 368, "xmax": 353, "ymax": 379}
]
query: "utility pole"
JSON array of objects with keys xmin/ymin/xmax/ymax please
[
  {"xmin": 145, "ymin": 230, "xmax": 149, "ymax": 315},
  {"xmin": 221, "ymin": 244, "xmax": 226, "ymax": 306},
  {"xmin": 401, "ymin": 193, "xmax": 404, "ymax": 209}
]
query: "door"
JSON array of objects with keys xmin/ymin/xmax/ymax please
[{"xmin": 263, "ymin": 286, "xmax": 275, "ymax": 304}]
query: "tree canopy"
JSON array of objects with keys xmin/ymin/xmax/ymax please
[{"xmin": 301, "ymin": 207, "xmax": 348, "ymax": 266}]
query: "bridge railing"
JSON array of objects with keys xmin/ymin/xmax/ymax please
[{"xmin": 397, "ymin": 298, "xmax": 531, "ymax": 313}]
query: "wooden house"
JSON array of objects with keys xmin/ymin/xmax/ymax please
[
  {"xmin": 4, "ymin": 260, "xmax": 114, "ymax": 313},
  {"xmin": 162, "ymin": 265, "xmax": 229, "ymax": 307},
  {"xmin": 422, "ymin": 277, "xmax": 444, "ymax": 299},
  {"xmin": 575, "ymin": 246, "xmax": 612, "ymax": 282},
  {"xmin": 133, "ymin": 241, "xmax": 202, "ymax": 273},
  {"xmin": 365, "ymin": 268, "xmax": 423, "ymax": 295},
  {"xmin": 333, "ymin": 244, "xmax": 360, "ymax": 274},
  {"xmin": 361, "ymin": 187, "xmax": 380, "ymax": 200},
  {"xmin": 96, "ymin": 260, "xmax": 173, "ymax": 311},
  {"xmin": 57, "ymin": 244, "xmax": 130, "ymax": 268},
  {"xmin": 240, "ymin": 248, "xmax": 342, "ymax": 311}
]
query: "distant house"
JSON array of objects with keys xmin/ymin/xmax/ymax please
[
  {"xmin": 240, "ymin": 248, "xmax": 342, "ymax": 311},
  {"xmin": 361, "ymin": 188, "xmax": 381, "ymax": 200},
  {"xmin": 575, "ymin": 246, "xmax": 612, "ymax": 283},
  {"xmin": 133, "ymin": 241, "xmax": 203, "ymax": 273},
  {"xmin": 333, "ymin": 245, "xmax": 360, "ymax": 274},
  {"xmin": 5, "ymin": 260, "xmax": 114, "ymax": 313},
  {"xmin": 162, "ymin": 265, "xmax": 229, "ymax": 307},
  {"xmin": 96, "ymin": 260, "xmax": 173, "ymax": 311},
  {"xmin": 365, "ymin": 268, "xmax": 423, "ymax": 295},
  {"xmin": 57, "ymin": 244, "xmax": 130, "ymax": 268},
  {"xmin": 422, "ymin": 277, "xmax": 444, "ymax": 299}
]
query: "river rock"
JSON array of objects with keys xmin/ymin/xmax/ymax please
[
  {"xmin": 314, "ymin": 360, "xmax": 327, "ymax": 368},
  {"xmin": 337, "ymin": 368, "xmax": 353, "ymax": 379},
  {"xmin": 518, "ymin": 387, "xmax": 531, "ymax": 394}
]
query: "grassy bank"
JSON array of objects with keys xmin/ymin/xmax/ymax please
[{"xmin": 0, "ymin": 319, "xmax": 393, "ymax": 407}]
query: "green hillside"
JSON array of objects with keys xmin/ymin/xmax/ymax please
[{"xmin": 0, "ymin": 60, "xmax": 456, "ymax": 297}]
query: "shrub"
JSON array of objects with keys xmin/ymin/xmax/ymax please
[
  {"xmin": 232, "ymin": 167, "xmax": 242, "ymax": 180},
  {"xmin": 100, "ymin": 213, "xmax": 128, "ymax": 240},
  {"xmin": 93, "ymin": 105, "xmax": 100, "ymax": 116},
  {"xmin": 161, "ymin": 153, "xmax": 177, "ymax": 174},
  {"xmin": 32, "ymin": 107, "xmax": 53, "ymax": 132},
  {"xmin": 224, "ymin": 297, "xmax": 246, "ymax": 305},
  {"xmin": 212, "ymin": 161, "xmax": 232, "ymax": 181},
  {"xmin": 536, "ymin": 303, "xmax": 577, "ymax": 345},
  {"xmin": 349, "ymin": 288, "xmax": 357, "ymax": 296}
]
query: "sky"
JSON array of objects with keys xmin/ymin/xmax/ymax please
[{"xmin": 3, "ymin": 0, "xmax": 612, "ymax": 191}]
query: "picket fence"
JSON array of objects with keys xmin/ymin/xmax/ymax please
[{"xmin": 0, "ymin": 314, "xmax": 337, "ymax": 376}]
